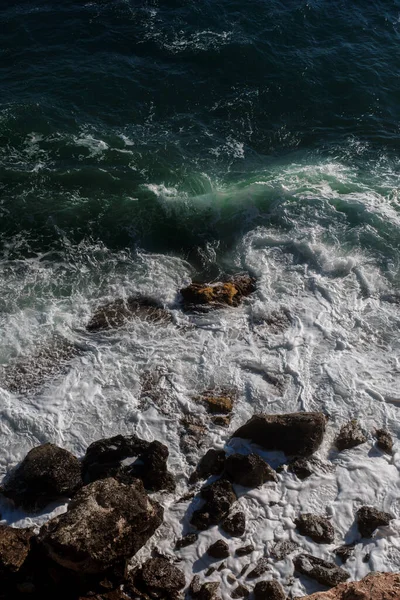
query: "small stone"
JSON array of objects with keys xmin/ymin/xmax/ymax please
[
  {"xmin": 175, "ymin": 532, "xmax": 198, "ymax": 550},
  {"xmin": 375, "ymin": 429, "xmax": 393, "ymax": 455},
  {"xmin": 225, "ymin": 454, "xmax": 278, "ymax": 487},
  {"xmin": 335, "ymin": 420, "xmax": 367, "ymax": 451},
  {"xmin": 363, "ymin": 552, "xmax": 371, "ymax": 563},
  {"xmin": 206, "ymin": 567, "xmax": 216, "ymax": 576},
  {"xmin": 293, "ymin": 554, "xmax": 349, "ymax": 587},
  {"xmin": 356, "ymin": 506, "xmax": 394, "ymax": 538},
  {"xmin": 220, "ymin": 512, "xmax": 246, "ymax": 537},
  {"xmin": 270, "ymin": 540, "xmax": 298, "ymax": 560},
  {"xmin": 235, "ymin": 544, "xmax": 254, "ymax": 557},
  {"xmin": 240, "ymin": 563, "xmax": 249, "ymax": 577},
  {"xmin": 247, "ymin": 557, "xmax": 269, "ymax": 578},
  {"xmin": 207, "ymin": 540, "xmax": 230, "ymax": 559},
  {"xmin": 227, "ymin": 574, "xmax": 236, "ymax": 584},
  {"xmin": 217, "ymin": 562, "xmax": 226, "ymax": 572},
  {"xmin": 295, "ymin": 513, "xmax": 335, "ymax": 544},
  {"xmin": 189, "ymin": 575, "xmax": 202, "ymax": 596},
  {"xmin": 254, "ymin": 580, "xmax": 286, "ymax": 600},
  {"xmin": 231, "ymin": 583, "xmax": 249, "ymax": 598},
  {"xmin": 288, "ymin": 457, "xmax": 313, "ymax": 480},
  {"xmin": 334, "ymin": 544, "xmax": 355, "ymax": 564},
  {"xmin": 197, "ymin": 449, "xmax": 226, "ymax": 479}
]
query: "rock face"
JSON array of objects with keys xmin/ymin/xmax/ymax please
[
  {"xmin": 335, "ymin": 420, "xmax": 366, "ymax": 451},
  {"xmin": 191, "ymin": 479, "xmax": 237, "ymax": 530},
  {"xmin": 225, "ymin": 453, "xmax": 278, "ymax": 487},
  {"xmin": 39, "ymin": 478, "xmax": 163, "ymax": 573},
  {"xmin": 87, "ymin": 295, "xmax": 172, "ymax": 332},
  {"xmin": 82, "ymin": 434, "xmax": 175, "ymax": 492},
  {"xmin": 375, "ymin": 428, "xmax": 393, "ymax": 454},
  {"xmin": 180, "ymin": 274, "xmax": 256, "ymax": 311},
  {"xmin": 0, "ymin": 525, "xmax": 34, "ymax": 573},
  {"xmin": 207, "ymin": 539, "xmax": 230, "ymax": 559},
  {"xmin": 295, "ymin": 514, "xmax": 335, "ymax": 544},
  {"xmin": 293, "ymin": 554, "xmax": 349, "ymax": 587},
  {"xmin": 254, "ymin": 580, "xmax": 286, "ymax": 600},
  {"xmin": 297, "ymin": 571, "xmax": 400, "ymax": 599},
  {"xmin": 232, "ymin": 413, "xmax": 326, "ymax": 457},
  {"xmin": 1, "ymin": 443, "xmax": 82, "ymax": 511},
  {"xmin": 356, "ymin": 506, "xmax": 394, "ymax": 538},
  {"xmin": 220, "ymin": 511, "xmax": 246, "ymax": 537},
  {"xmin": 127, "ymin": 557, "xmax": 185, "ymax": 599}
]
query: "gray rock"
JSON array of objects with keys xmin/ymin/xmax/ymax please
[
  {"xmin": 356, "ymin": 505, "xmax": 394, "ymax": 538},
  {"xmin": 293, "ymin": 554, "xmax": 349, "ymax": 587},
  {"xmin": 335, "ymin": 420, "xmax": 367, "ymax": 451},
  {"xmin": 270, "ymin": 540, "xmax": 298, "ymax": 561},
  {"xmin": 254, "ymin": 580, "xmax": 286, "ymax": 600},
  {"xmin": 295, "ymin": 513, "xmax": 335, "ymax": 544},
  {"xmin": 225, "ymin": 454, "xmax": 277, "ymax": 487}
]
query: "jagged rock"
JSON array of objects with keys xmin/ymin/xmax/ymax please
[
  {"xmin": 180, "ymin": 274, "xmax": 256, "ymax": 311},
  {"xmin": 127, "ymin": 557, "xmax": 185, "ymax": 599},
  {"xmin": 0, "ymin": 525, "xmax": 34, "ymax": 573},
  {"xmin": 220, "ymin": 511, "xmax": 246, "ymax": 537},
  {"xmin": 231, "ymin": 583, "xmax": 249, "ymax": 598},
  {"xmin": 334, "ymin": 544, "xmax": 355, "ymax": 564},
  {"xmin": 293, "ymin": 554, "xmax": 349, "ymax": 587},
  {"xmin": 296, "ymin": 571, "xmax": 400, "ymax": 599},
  {"xmin": 295, "ymin": 514, "xmax": 335, "ymax": 544},
  {"xmin": 196, "ymin": 449, "xmax": 226, "ymax": 479},
  {"xmin": 175, "ymin": 533, "xmax": 198, "ymax": 550},
  {"xmin": 375, "ymin": 428, "xmax": 393, "ymax": 454},
  {"xmin": 207, "ymin": 540, "xmax": 230, "ymax": 559},
  {"xmin": 235, "ymin": 544, "xmax": 254, "ymax": 557},
  {"xmin": 190, "ymin": 578, "xmax": 220, "ymax": 599},
  {"xmin": 39, "ymin": 477, "xmax": 163, "ymax": 573},
  {"xmin": 87, "ymin": 295, "xmax": 171, "ymax": 332},
  {"xmin": 1, "ymin": 443, "xmax": 82, "ymax": 511},
  {"xmin": 232, "ymin": 413, "xmax": 326, "ymax": 457},
  {"xmin": 82, "ymin": 434, "xmax": 175, "ymax": 492},
  {"xmin": 270, "ymin": 540, "xmax": 298, "ymax": 560},
  {"xmin": 247, "ymin": 557, "xmax": 269, "ymax": 578},
  {"xmin": 356, "ymin": 505, "xmax": 394, "ymax": 538},
  {"xmin": 225, "ymin": 454, "xmax": 278, "ymax": 487},
  {"xmin": 335, "ymin": 420, "xmax": 367, "ymax": 451},
  {"xmin": 254, "ymin": 580, "xmax": 286, "ymax": 600},
  {"xmin": 191, "ymin": 478, "xmax": 237, "ymax": 530}
]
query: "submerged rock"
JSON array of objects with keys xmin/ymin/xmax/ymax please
[
  {"xmin": 191, "ymin": 478, "xmax": 237, "ymax": 530},
  {"xmin": 335, "ymin": 420, "xmax": 367, "ymax": 451},
  {"xmin": 180, "ymin": 415, "xmax": 207, "ymax": 465},
  {"xmin": 293, "ymin": 554, "xmax": 349, "ymax": 587},
  {"xmin": 254, "ymin": 580, "xmax": 286, "ymax": 600},
  {"xmin": 232, "ymin": 412, "xmax": 326, "ymax": 457},
  {"xmin": 356, "ymin": 505, "xmax": 394, "ymax": 538},
  {"xmin": 225, "ymin": 453, "xmax": 277, "ymax": 488},
  {"xmin": 199, "ymin": 392, "xmax": 234, "ymax": 415},
  {"xmin": 220, "ymin": 511, "xmax": 246, "ymax": 537},
  {"xmin": 295, "ymin": 514, "xmax": 335, "ymax": 544},
  {"xmin": 127, "ymin": 557, "xmax": 185, "ymax": 600},
  {"xmin": 207, "ymin": 539, "xmax": 230, "ymax": 559},
  {"xmin": 87, "ymin": 295, "xmax": 172, "ymax": 332},
  {"xmin": 1, "ymin": 443, "xmax": 82, "ymax": 511},
  {"xmin": 0, "ymin": 525, "xmax": 34, "ymax": 574},
  {"xmin": 39, "ymin": 477, "xmax": 163, "ymax": 573},
  {"xmin": 82, "ymin": 434, "xmax": 175, "ymax": 492},
  {"xmin": 180, "ymin": 274, "xmax": 256, "ymax": 311},
  {"xmin": 375, "ymin": 428, "xmax": 393, "ymax": 454},
  {"xmin": 297, "ymin": 571, "xmax": 400, "ymax": 599}
]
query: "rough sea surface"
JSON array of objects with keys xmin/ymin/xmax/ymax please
[{"xmin": 1, "ymin": 1, "xmax": 400, "ymax": 597}]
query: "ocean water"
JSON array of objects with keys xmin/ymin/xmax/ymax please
[{"xmin": 1, "ymin": 0, "xmax": 400, "ymax": 597}]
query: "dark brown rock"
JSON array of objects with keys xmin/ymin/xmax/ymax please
[
  {"xmin": 207, "ymin": 540, "xmax": 229, "ymax": 559},
  {"xmin": 334, "ymin": 544, "xmax": 355, "ymax": 564},
  {"xmin": 39, "ymin": 477, "xmax": 163, "ymax": 574},
  {"xmin": 235, "ymin": 544, "xmax": 254, "ymax": 557},
  {"xmin": 0, "ymin": 525, "xmax": 34, "ymax": 573},
  {"xmin": 180, "ymin": 274, "xmax": 256, "ymax": 311},
  {"xmin": 1, "ymin": 443, "xmax": 82, "ymax": 511},
  {"xmin": 247, "ymin": 557, "xmax": 269, "ymax": 578},
  {"xmin": 293, "ymin": 554, "xmax": 349, "ymax": 587},
  {"xmin": 270, "ymin": 540, "xmax": 298, "ymax": 561},
  {"xmin": 231, "ymin": 583, "xmax": 249, "ymax": 598},
  {"xmin": 356, "ymin": 505, "xmax": 394, "ymax": 538},
  {"xmin": 375, "ymin": 428, "xmax": 393, "ymax": 454},
  {"xmin": 335, "ymin": 420, "xmax": 367, "ymax": 451},
  {"xmin": 191, "ymin": 479, "xmax": 237, "ymax": 530},
  {"xmin": 197, "ymin": 449, "xmax": 226, "ymax": 479},
  {"xmin": 288, "ymin": 457, "xmax": 313, "ymax": 480},
  {"xmin": 295, "ymin": 514, "xmax": 335, "ymax": 544},
  {"xmin": 198, "ymin": 391, "xmax": 234, "ymax": 415},
  {"xmin": 82, "ymin": 434, "xmax": 175, "ymax": 493},
  {"xmin": 225, "ymin": 454, "xmax": 277, "ymax": 487},
  {"xmin": 232, "ymin": 413, "xmax": 326, "ymax": 457},
  {"xmin": 87, "ymin": 296, "xmax": 171, "ymax": 332},
  {"xmin": 190, "ymin": 579, "xmax": 220, "ymax": 599},
  {"xmin": 220, "ymin": 512, "xmax": 246, "ymax": 537},
  {"xmin": 254, "ymin": 580, "xmax": 286, "ymax": 600},
  {"xmin": 175, "ymin": 533, "xmax": 198, "ymax": 550},
  {"xmin": 127, "ymin": 556, "xmax": 185, "ymax": 599}
]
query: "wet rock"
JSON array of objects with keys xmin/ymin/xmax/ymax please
[
  {"xmin": 288, "ymin": 457, "xmax": 313, "ymax": 480},
  {"xmin": 293, "ymin": 554, "xmax": 349, "ymax": 587},
  {"xmin": 180, "ymin": 274, "xmax": 256, "ymax": 311},
  {"xmin": 334, "ymin": 544, "xmax": 355, "ymax": 564},
  {"xmin": 240, "ymin": 564, "xmax": 249, "ymax": 577},
  {"xmin": 270, "ymin": 540, "xmax": 298, "ymax": 561},
  {"xmin": 297, "ymin": 571, "xmax": 400, "ymax": 599},
  {"xmin": 231, "ymin": 583, "xmax": 249, "ymax": 598},
  {"xmin": 207, "ymin": 540, "xmax": 230, "ymax": 559},
  {"xmin": 254, "ymin": 580, "xmax": 286, "ymax": 600},
  {"xmin": 227, "ymin": 574, "xmax": 237, "ymax": 583},
  {"xmin": 191, "ymin": 479, "xmax": 237, "ymax": 530},
  {"xmin": 0, "ymin": 525, "xmax": 34, "ymax": 573},
  {"xmin": 198, "ymin": 390, "xmax": 234, "ymax": 415},
  {"xmin": 206, "ymin": 567, "xmax": 216, "ymax": 576},
  {"xmin": 190, "ymin": 579, "xmax": 221, "ymax": 600},
  {"xmin": 220, "ymin": 511, "xmax": 246, "ymax": 537},
  {"xmin": 335, "ymin": 420, "xmax": 367, "ymax": 451},
  {"xmin": 39, "ymin": 477, "xmax": 163, "ymax": 573},
  {"xmin": 175, "ymin": 532, "xmax": 198, "ymax": 550},
  {"xmin": 225, "ymin": 453, "xmax": 278, "ymax": 487},
  {"xmin": 235, "ymin": 544, "xmax": 254, "ymax": 557},
  {"xmin": 217, "ymin": 562, "xmax": 226, "ymax": 571},
  {"xmin": 375, "ymin": 428, "xmax": 393, "ymax": 454},
  {"xmin": 189, "ymin": 575, "xmax": 202, "ymax": 596},
  {"xmin": 212, "ymin": 415, "xmax": 231, "ymax": 427},
  {"xmin": 295, "ymin": 514, "xmax": 335, "ymax": 544},
  {"xmin": 356, "ymin": 505, "xmax": 394, "ymax": 538},
  {"xmin": 247, "ymin": 557, "xmax": 269, "ymax": 578},
  {"xmin": 180, "ymin": 415, "xmax": 207, "ymax": 465},
  {"xmin": 196, "ymin": 449, "xmax": 226, "ymax": 479},
  {"xmin": 82, "ymin": 434, "xmax": 175, "ymax": 492},
  {"xmin": 232, "ymin": 412, "xmax": 326, "ymax": 457},
  {"xmin": 127, "ymin": 556, "xmax": 185, "ymax": 599},
  {"xmin": 87, "ymin": 295, "xmax": 171, "ymax": 332},
  {"xmin": 1, "ymin": 443, "xmax": 82, "ymax": 511}
]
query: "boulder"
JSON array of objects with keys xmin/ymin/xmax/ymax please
[
  {"xmin": 82, "ymin": 434, "xmax": 175, "ymax": 492},
  {"xmin": 87, "ymin": 296, "xmax": 171, "ymax": 332},
  {"xmin": 293, "ymin": 554, "xmax": 349, "ymax": 587},
  {"xmin": 39, "ymin": 477, "xmax": 163, "ymax": 573},
  {"xmin": 295, "ymin": 514, "xmax": 335, "ymax": 544},
  {"xmin": 220, "ymin": 511, "xmax": 246, "ymax": 537},
  {"xmin": 180, "ymin": 274, "xmax": 256, "ymax": 311},
  {"xmin": 335, "ymin": 420, "xmax": 367, "ymax": 451},
  {"xmin": 375, "ymin": 428, "xmax": 393, "ymax": 454},
  {"xmin": 225, "ymin": 453, "xmax": 278, "ymax": 487},
  {"xmin": 207, "ymin": 540, "xmax": 230, "ymax": 559},
  {"xmin": 254, "ymin": 580, "xmax": 286, "ymax": 600},
  {"xmin": 191, "ymin": 479, "xmax": 237, "ymax": 530},
  {"xmin": 296, "ymin": 571, "xmax": 400, "ymax": 599},
  {"xmin": 232, "ymin": 413, "xmax": 326, "ymax": 457},
  {"xmin": 1, "ymin": 443, "xmax": 82, "ymax": 511},
  {"xmin": 0, "ymin": 525, "xmax": 34, "ymax": 573},
  {"xmin": 127, "ymin": 557, "xmax": 185, "ymax": 599},
  {"xmin": 356, "ymin": 506, "xmax": 394, "ymax": 538}
]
